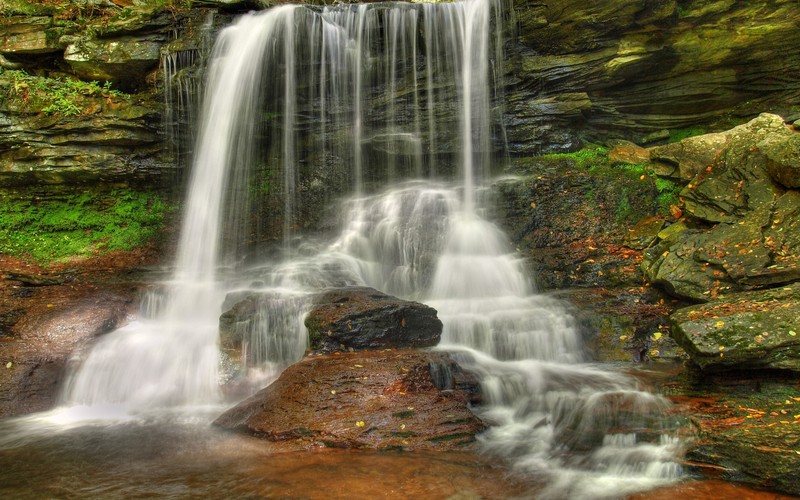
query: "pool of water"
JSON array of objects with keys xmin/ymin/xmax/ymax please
[{"xmin": 0, "ymin": 411, "xmax": 534, "ymax": 499}]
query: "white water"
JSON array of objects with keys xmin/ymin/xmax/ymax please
[{"xmin": 55, "ymin": 0, "xmax": 682, "ymax": 497}]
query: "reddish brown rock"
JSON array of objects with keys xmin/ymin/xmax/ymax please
[{"xmin": 214, "ymin": 350, "xmax": 485, "ymax": 450}]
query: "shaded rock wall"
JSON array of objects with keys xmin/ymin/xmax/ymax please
[
  {"xmin": 506, "ymin": 0, "xmax": 800, "ymax": 153},
  {"xmin": 2, "ymin": 0, "xmax": 799, "ymax": 185}
]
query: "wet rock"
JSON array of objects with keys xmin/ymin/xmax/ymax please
[
  {"xmin": 608, "ymin": 140, "xmax": 650, "ymax": 166},
  {"xmin": 304, "ymin": 287, "xmax": 442, "ymax": 353},
  {"xmin": 0, "ymin": 291, "xmax": 133, "ymax": 417},
  {"xmin": 506, "ymin": 0, "xmax": 800, "ymax": 151},
  {"xmin": 214, "ymin": 350, "xmax": 485, "ymax": 450},
  {"xmin": 0, "ymin": 74, "xmax": 162, "ymax": 187},
  {"xmin": 648, "ymin": 132, "xmax": 729, "ymax": 181},
  {"xmin": 670, "ymin": 284, "xmax": 800, "ymax": 371},
  {"xmin": 217, "ymin": 290, "xmax": 311, "ymax": 388},
  {"xmin": 0, "ymin": 16, "xmax": 65, "ymax": 55}
]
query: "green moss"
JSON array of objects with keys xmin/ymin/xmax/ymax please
[
  {"xmin": 542, "ymin": 145, "xmax": 609, "ymax": 169},
  {"xmin": 655, "ymin": 177, "xmax": 682, "ymax": 214},
  {"xmin": 0, "ymin": 188, "xmax": 171, "ymax": 263},
  {"xmin": 1, "ymin": 69, "xmax": 129, "ymax": 116},
  {"xmin": 669, "ymin": 126, "xmax": 707, "ymax": 143}
]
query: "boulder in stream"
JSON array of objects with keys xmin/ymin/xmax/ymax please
[
  {"xmin": 214, "ymin": 350, "xmax": 484, "ymax": 450},
  {"xmin": 304, "ymin": 287, "xmax": 442, "ymax": 353}
]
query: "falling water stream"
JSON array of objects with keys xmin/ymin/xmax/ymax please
[{"xmin": 1, "ymin": 1, "xmax": 686, "ymax": 498}]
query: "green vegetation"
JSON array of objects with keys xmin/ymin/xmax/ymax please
[
  {"xmin": 0, "ymin": 189, "xmax": 171, "ymax": 263},
  {"xmin": 1, "ymin": 68, "xmax": 129, "ymax": 116},
  {"xmin": 668, "ymin": 125, "xmax": 707, "ymax": 143},
  {"xmin": 533, "ymin": 144, "xmax": 684, "ymax": 221},
  {"xmin": 542, "ymin": 145, "xmax": 609, "ymax": 168},
  {"xmin": 654, "ymin": 177, "xmax": 682, "ymax": 213}
]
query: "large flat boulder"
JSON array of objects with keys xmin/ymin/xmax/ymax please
[{"xmin": 214, "ymin": 350, "xmax": 485, "ymax": 450}]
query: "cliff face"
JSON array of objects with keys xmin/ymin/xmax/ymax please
[
  {"xmin": 505, "ymin": 0, "xmax": 800, "ymax": 153},
  {"xmin": 1, "ymin": 0, "xmax": 798, "ymax": 185}
]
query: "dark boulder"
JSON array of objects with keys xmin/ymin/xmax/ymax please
[{"xmin": 304, "ymin": 287, "xmax": 442, "ymax": 353}]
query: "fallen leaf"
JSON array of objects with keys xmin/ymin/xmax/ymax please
[
  {"xmin": 356, "ymin": 421, "xmax": 366, "ymax": 427},
  {"xmin": 5, "ymin": 362, "xmax": 11, "ymax": 369}
]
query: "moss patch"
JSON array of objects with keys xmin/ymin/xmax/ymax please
[
  {"xmin": 0, "ymin": 188, "xmax": 171, "ymax": 263},
  {"xmin": 0, "ymin": 69, "xmax": 130, "ymax": 117}
]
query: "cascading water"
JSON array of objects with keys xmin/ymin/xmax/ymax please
[{"xmin": 53, "ymin": 0, "xmax": 683, "ymax": 496}]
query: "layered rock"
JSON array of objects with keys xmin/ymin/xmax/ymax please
[
  {"xmin": 506, "ymin": 0, "xmax": 800, "ymax": 153},
  {"xmin": 670, "ymin": 284, "xmax": 800, "ymax": 371},
  {"xmin": 642, "ymin": 114, "xmax": 800, "ymax": 302},
  {"xmin": 214, "ymin": 350, "xmax": 485, "ymax": 450},
  {"xmin": 0, "ymin": 79, "xmax": 163, "ymax": 186}
]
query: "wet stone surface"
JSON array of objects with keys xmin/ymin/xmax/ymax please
[{"xmin": 214, "ymin": 350, "xmax": 485, "ymax": 451}]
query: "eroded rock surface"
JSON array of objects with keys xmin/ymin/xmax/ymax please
[
  {"xmin": 214, "ymin": 350, "xmax": 484, "ymax": 450},
  {"xmin": 670, "ymin": 284, "xmax": 800, "ymax": 371},
  {"xmin": 642, "ymin": 114, "xmax": 800, "ymax": 302},
  {"xmin": 0, "ymin": 288, "xmax": 134, "ymax": 416}
]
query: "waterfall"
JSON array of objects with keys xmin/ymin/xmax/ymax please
[{"xmin": 59, "ymin": 0, "xmax": 682, "ymax": 496}]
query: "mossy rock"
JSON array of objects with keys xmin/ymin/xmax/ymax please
[{"xmin": 671, "ymin": 284, "xmax": 800, "ymax": 371}]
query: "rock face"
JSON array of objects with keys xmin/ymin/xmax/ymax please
[
  {"xmin": 214, "ymin": 350, "xmax": 485, "ymax": 450},
  {"xmin": 0, "ymin": 288, "xmax": 133, "ymax": 417},
  {"xmin": 670, "ymin": 284, "xmax": 800, "ymax": 371},
  {"xmin": 304, "ymin": 287, "xmax": 442, "ymax": 353},
  {"xmin": 1, "ymin": 0, "xmax": 798, "ymax": 185},
  {"xmin": 642, "ymin": 114, "xmax": 800, "ymax": 302},
  {"xmin": 0, "ymin": 80, "xmax": 163, "ymax": 186},
  {"xmin": 0, "ymin": 6, "xmax": 215, "ymax": 187},
  {"xmin": 506, "ymin": 0, "xmax": 800, "ymax": 153}
]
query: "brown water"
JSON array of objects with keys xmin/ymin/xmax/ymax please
[
  {"xmin": 0, "ymin": 417, "xmax": 535, "ymax": 499},
  {"xmin": 1, "ymin": 414, "xmax": 793, "ymax": 500}
]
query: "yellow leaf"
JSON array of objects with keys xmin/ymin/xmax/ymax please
[
  {"xmin": 355, "ymin": 421, "xmax": 366, "ymax": 427},
  {"xmin": 619, "ymin": 335, "xmax": 628, "ymax": 341},
  {"xmin": 400, "ymin": 424, "xmax": 406, "ymax": 430},
  {"xmin": 5, "ymin": 362, "xmax": 11, "ymax": 369},
  {"xmin": 789, "ymin": 331, "xmax": 797, "ymax": 337},
  {"xmin": 353, "ymin": 364, "xmax": 364, "ymax": 368},
  {"xmin": 330, "ymin": 390, "xmax": 336, "ymax": 395},
  {"xmin": 714, "ymin": 321, "xmax": 725, "ymax": 328},
  {"xmin": 651, "ymin": 332, "xmax": 662, "ymax": 341},
  {"xmin": 718, "ymin": 345, "xmax": 725, "ymax": 351}
]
